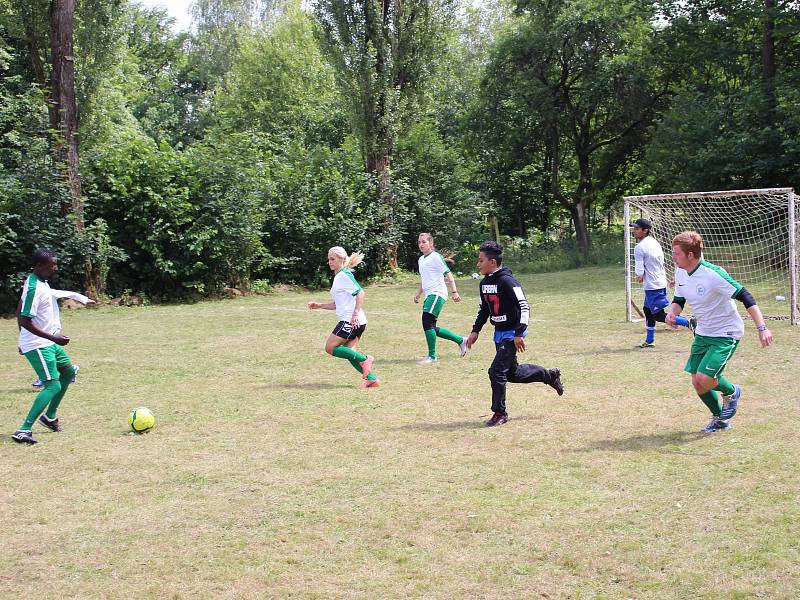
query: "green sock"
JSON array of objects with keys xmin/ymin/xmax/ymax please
[
  {"xmin": 347, "ymin": 358, "xmax": 363, "ymax": 374},
  {"xmin": 424, "ymin": 329, "xmax": 437, "ymax": 358},
  {"xmin": 366, "ymin": 371, "xmax": 377, "ymax": 381},
  {"xmin": 714, "ymin": 376, "xmax": 735, "ymax": 397},
  {"xmin": 21, "ymin": 380, "xmax": 61, "ymax": 430},
  {"xmin": 435, "ymin": 327, "xmax": 463, "ymax": 345},
  {"xmin": 699, "ymin": 391, "xmax": 722, "ymax": 417},
  {"xmin": 45, "ymin": 367, "xmax": 75, "ymax": 419},
  {"xmin": 331, "ymin": 345, "xmax": 367, "ymax": 363}
]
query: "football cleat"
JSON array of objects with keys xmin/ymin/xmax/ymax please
[
  {"xmin": 700, "ymin": 417, "xmax": 731, "ymax": 433},
  {"xmin": 548, "ymin": 368, "xmax": 564, "ymax": 396},
  {"xmin": 39, "ymin": 414, "xmax": 63, "ymax": 432},
  {"xmin": 358, "ymin": 378, "xmax": 381, "ymax": 389},
  {"xmin": 12, "ymin": 429, "xmax": 37, "ymax": 444},
  {"xmin": 358, "ymin": 355, "xmax": 374, "ymax": 379},
  {"xmin": 720, "ymin": 385, "xmax": 741, "ymax": 420},
  {"xmin": 417, "ymin": 356, "xmax": 439, "ymax": 365},
  {"xmin": 485, "ymin": 412, "xmax": 509, "ymax": 427}
]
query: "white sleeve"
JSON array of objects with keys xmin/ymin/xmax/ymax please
[
  {"xmin": 634, "ymin": 244, "xmax": 645, "ymax": 277},
  {"xmin": 51, "ymin": 289, "xmax": 91, "ymax": 304}
]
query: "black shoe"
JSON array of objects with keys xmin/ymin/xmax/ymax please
[
  {"xmin": 12, "ymin": 430, "xmax": 37, "ymax": 444},
  {"xmin": 39, "ymin": 414, "xmax": 62, "ymax": 432},
  {"xmin": 485, "ymin": 412, "xmax": 509, "ymax": 427},
  {"xmin": 548, "ymin": 368, "xmax": 564, "ymax": 396}
]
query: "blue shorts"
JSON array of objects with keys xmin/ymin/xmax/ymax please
[
  {"xmin": 493, "ymin": 329, "xmax": 528, "ymax": 344},
  {"xmin": 644, "ymin": 288, "xmax": 670, "ymax": 313}
]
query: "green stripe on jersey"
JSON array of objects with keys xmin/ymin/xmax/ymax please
[
  {"xmin": 20, "ymin": 273, "xmax": 39, "ymax": 317},
  {"xmin": 434, "ymin": 252, "xmax": 450, "ymax": 274},
  {"xmin": 342, "ymin": 268, "xmax": 363, "ymax": 296},
  {"xmin": 700, "ymin": 259, "xmax": 743, "ymax": 296}
]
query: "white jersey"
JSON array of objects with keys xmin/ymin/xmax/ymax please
[
  {"xmin": 634, "ymin": 235, "xmax": 668, "ymax": 290},
  {"xmin": 674, "ymin": 260, "xmax": 744, "ymax": 339},
  {"xmin": 18, "ymin": 274, "xmax": 89, "ymax": 353},
  {"xmin": 418, "ymin": 251, "xmax": 450, "ymax": 299},
  {"xmin": 330, "ymin": 268, "xmax": 367, "ymax": 325}
]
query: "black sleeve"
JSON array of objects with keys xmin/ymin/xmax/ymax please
[
  {"xmin": 672, "ymin": 296, "xmax": 686, "ymax": 309},
  {"xmin": 472, "ymin": 294, "xmax": 489, "ymax": 333},
  {"xmin": 733, "ymin": 287, "xmax": 757, "ymax": 309}
]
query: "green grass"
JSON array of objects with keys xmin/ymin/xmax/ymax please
[{"xmin": 1, "ymin": 266, "xmax": 798, "ymax": 599}]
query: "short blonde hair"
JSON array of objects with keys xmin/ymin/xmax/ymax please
[
  {"xmin": 329, "ymin": 246, "xmax": 364, "ymax": 269},
  {"xmin": 672, "ymin": 231, "xmax": 703, "ymax": 259}
]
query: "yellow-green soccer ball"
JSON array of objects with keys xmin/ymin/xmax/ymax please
[{"xmin": 129, "ymin": 407, "xmax": 155, "ymax": 433}]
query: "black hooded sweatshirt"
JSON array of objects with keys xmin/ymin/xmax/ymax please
[{"xmin": 471, "ymin": 266, "xmax": 530, "ymax": 338}]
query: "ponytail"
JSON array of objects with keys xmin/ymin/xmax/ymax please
[{"xmin": 329, "ymin": 246, "xmax": 365, "ymax": 269}]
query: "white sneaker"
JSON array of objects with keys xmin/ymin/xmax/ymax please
[
  {"xmin": 417, "ymin": 356, "xmax": 439, "ymax": 365},
  {"xmin": 32, "ymin": 378, "xmax": 43, "ymax": 388},
  {"xmin": 71, "ymin": 364, "xmax": 80, "ymax": 384},
  {"xmin": 459, "ymin": 339, "xmax": 468, "ymax": 357}
]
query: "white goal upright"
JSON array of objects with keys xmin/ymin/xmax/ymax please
[{"xmin": 624, "ymin": 188, "xmax": 798, "ymax": 325}]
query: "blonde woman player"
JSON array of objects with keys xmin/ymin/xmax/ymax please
[
  {"xmin": 308, "ymin": 247, "xmax": 380, "ymax": 388},
  {"xmin": 414, "ymin": 233, "xmax": 468, "ymax": 364}
]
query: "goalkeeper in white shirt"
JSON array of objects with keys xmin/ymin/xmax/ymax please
[
  {"xmin": 632, "ymin": 218, "xmax": 691, "ymax": 347},
  {"xmin": 13, "ymin": 248, "xmax": 96, "ymax": 444}
]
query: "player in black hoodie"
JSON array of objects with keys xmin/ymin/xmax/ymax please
[{"xmin": 465, "ymin": 241, "xmax": 564, "ymax": 426}]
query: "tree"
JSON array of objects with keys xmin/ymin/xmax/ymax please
[
  {"xmin": 641, "ymin": 0, "xmax": 800, "ymax": 192},
  {"xmin": 314, "ymin": 0, "xmax": 450, "ymax": 266},
  {"xmin": 476, "ymin": 0, "xmax": 668, "ymax": 257},
  {"xmin": 49, "ymin": 0, "xmax": 81, "ymax": 222}
]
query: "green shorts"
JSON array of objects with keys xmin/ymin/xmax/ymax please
[
  {"xmin": 422, "ymin": 294, "xmax": 446, "ymax": 318},
  {"xmin": 24, "ymin": 344, "xmax": 72, "ymax": 382},
  {"xmin": 684, "ymin": 335, "xmax": 739, "ymax": 379}
]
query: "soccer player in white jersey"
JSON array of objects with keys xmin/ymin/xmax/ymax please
[
  {"xmin": 665, "ymin": 231, "xmax": 773, "ymax": 433},
  {"xmin": 632, "ymin": 218, "xmax": 691, "ymax": 347},
  {"xmin": 12, "ymin": 248, "xmax": 96, "ymax": 444},
  {"xmin": 308, "ymin": 246, "xmax": 380, "ymax": 388},
  {"xmin": 413, "ymin": 233, "xmax": 468, "ymax": 364}
]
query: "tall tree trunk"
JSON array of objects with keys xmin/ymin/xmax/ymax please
[
  {"xmin": 762, "ymin": 0, "xmax": 776, "ymax": 81},
  {"xmin": 569, "ymin": 202, "xmax": 590, "ymax": 259},
  {"xmin": 50, "ymin": 0, "xmax": 82, "ymax": 226},
  {"xmin": 762, "ymin": 0, "xmax": 777, "ymax": 120},
  {"xmin": 549, "ymin": 126, "xmax": 591, "ymax": 259},
  {"xmin": 367, "ymin": 149, "xmax": 398, "ymax": 268},
  {"xmin": 50, "ymin": 0, "xmax": 99, "ymax": 296}
]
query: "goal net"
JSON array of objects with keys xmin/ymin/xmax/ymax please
[{"xmin": 624, "ymin": 188, "xmax": 798, "ymax": 325}]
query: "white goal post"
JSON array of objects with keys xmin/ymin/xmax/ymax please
[{"xmin": 624, "ymin": 188, "xmax": 798, "ymax": 326}]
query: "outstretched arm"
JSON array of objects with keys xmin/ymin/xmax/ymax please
[
  {"xmin": 51, "ymin": 289, "xmax": 96, "ymax": 305},
  {"xmin": 308, "ymin": 301, "xmax": 336, "ymax": 310}
]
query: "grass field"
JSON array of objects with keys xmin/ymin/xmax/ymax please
[{"xmin": 1, "ymin": 266, "xmax": 799, "ymax": 599}]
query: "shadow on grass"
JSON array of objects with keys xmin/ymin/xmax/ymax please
[
  {"xmin": 570, "ymin": 345, "xmax": 682, "ymax": 356},
  {"xmin": 258, "ymin": 382, "xmax": 354, "ymax": 390},
  {"xmin": 577, "ymin": 430, "xmax": 707, "ymax": 452},
  {"xmin": 370, "ymin": 358, "xmax": 421, "ymax": 366},
  {"xmin": 393, "ymin": 414, "xmax": 541, "ymax": 432}
]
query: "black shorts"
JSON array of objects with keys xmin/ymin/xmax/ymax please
[{"xmin": 332, "ymin": 321, "xmax": 366, "ymax": 340}]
